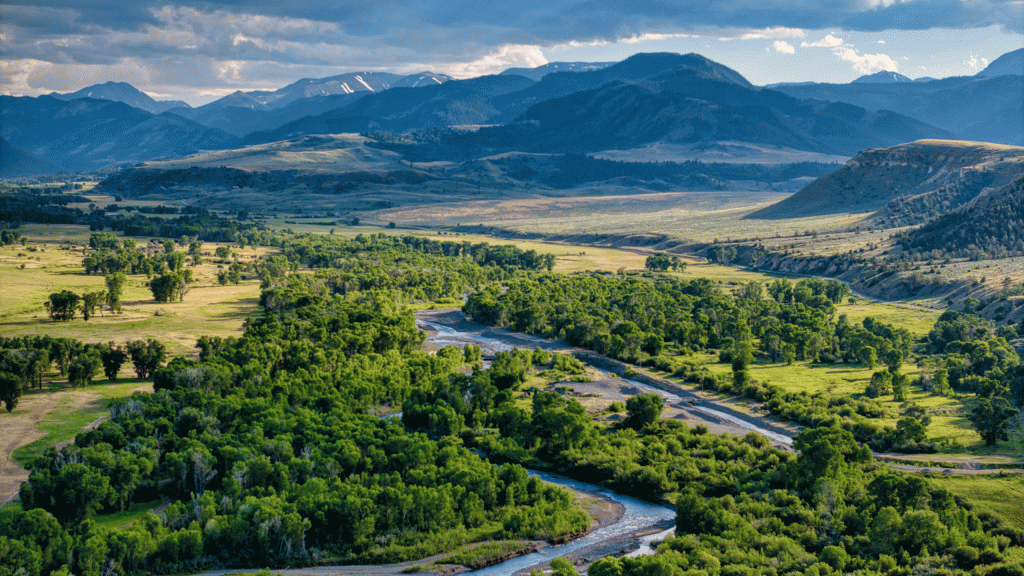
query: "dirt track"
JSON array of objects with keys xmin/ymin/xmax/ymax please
[
  {"xmin": 0, "ymin": 383, "xmax": 151, "ymax": 504},
  {"xmin": 0, "ymin": 389, "xmax": 61, "ymax": 504}
]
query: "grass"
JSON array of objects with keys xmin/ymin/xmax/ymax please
[
  {"xmin": 439, "ymin": 541, "xmax": 536, "ymax": 569},
  {"xmin": 0, "ymin": 235, "xmax": 269, "ymax": 355},
  {"xmin": 925, "ymin": 474, "xmax": 1024, "ymax": 531},
  {"xmin": 90, "ymin": 499, "xmax": 161, "ymax": 530},
  {"xmin": 9, "ymin": 378, "xmax": 152, "ymax": 465}
]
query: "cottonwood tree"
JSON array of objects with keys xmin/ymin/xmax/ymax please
[
  {"xmin": 0, "ymin": 372, "xmax": 21, "ymax": 411},
  {"xmin": 45, "ymin": 290, "xmax": 80, "ymax": 321},
  {"xmin": 127, "ymin": 339, "xmax": 166, "ymax": 378},
  {"xmin": 80, "ymin": 290, "xmax": 106, "ymax": 320},
  {"xmin": 104, "ymin": 272, "xmax": 126, "ymax": 313}
]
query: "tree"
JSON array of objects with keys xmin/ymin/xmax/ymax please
[
  {"xmin": 149, "ymin": 271, "xmax": 191, "ymax": 303},
  {"xmin": 858, "ymin": 345, "xmax": 877, "ymax": 369},
  {"xmin": 68, "ymin": 352, "xmax": 101, "ymax": 387},
  {"xmin": 623, "ymin": 393, "xmax": 664, "ymax": 429},
  {"xmin": 215, "ymin": 245, "xmax": 232, "ymax": 259},
  {"xmin": 104, "ymin": 272, "xmax": 126, "ymax": 314},
  {"xmin": 80, "ymin": 291, "xmax": 105, "ymax": 321},
  {"xmin": 971, "ymin": 397, "xmax": 1018, "ymax": 445},
  {"xmin": 127, "ymin": 339, "xmax": 166, "ymax": 378},
  {"xmin": 884, "ymin": 349, "xmax": 904, "ymax": 373},
  {"xmin": 45, "ymin": 290, "xmax": 80, "ymax": 321},
  {"xmin": 645, "ymin": 253, "xmax": 673, "ymax": 271},
  {"xmin": 20, "ymin": 462, "xmax": 112, "ymax": 527},
  {"xmin": 100, "ymin": 344, "xmax": 127, "ymax": 380},
  {"xmin": 732, "ymin": 339, "xmax": 754, "ymax": 389},
  {"xmin": 0, "ymin": 371, "xmax": 21, "ymax": 411}
]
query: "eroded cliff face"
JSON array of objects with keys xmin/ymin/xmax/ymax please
[{"xmin": 746, "ymin": 140, "xmax": 1024, "ymax": 222}]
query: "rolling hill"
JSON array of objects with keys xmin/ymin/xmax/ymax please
[
  {"xmin": 898, "ymin": 172, "xmax": 1024, "ymax": 259},
  {"xmin": 746, "ymin": 140, "xmax": 1024, "ymax": 222}
]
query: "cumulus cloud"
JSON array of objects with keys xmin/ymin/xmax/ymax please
[
  {"xmin": 966, "ymin": 54, "xmax": 989, "ymax": 70},
  {"xmin": 800, "ymin": 33, "xmax": 897, "ymax": 74},
  {"xmin": 772, "ymin": 41, "xmax": 796, "ymax": 54},
  {"xmin": 437, "ymin": 44, "xmax": 548, "ymax": 78},
  {"xmin": 801, "ymin": 34, "xmax": 844, "ymax": 48},
  {"xmin": 833, "ymin": 46, "xmax": 899, "ymax": 73}
]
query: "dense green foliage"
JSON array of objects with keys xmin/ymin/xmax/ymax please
[
  {"xmin": 464, "ymin": 273, "xmax": 933, "ymax": 451},
  {"xmin": 5, "ymin": 271, "xmax": 588, "ymax": 576}
]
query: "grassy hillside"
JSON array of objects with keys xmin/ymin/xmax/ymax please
[{"xmin": 747, "ymin": 140, "xmax": 1024, "ymax": 222}]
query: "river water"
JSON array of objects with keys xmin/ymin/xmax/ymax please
[
  {"xmin": 468, "ymin": 470, "xmax": 675, "ymax": 576},
  {"xmin": 415, "ymin": 313, "xmax": 793, "ymax": 447}
]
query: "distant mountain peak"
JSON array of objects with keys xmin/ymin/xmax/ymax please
[
  {"xmin": 499, "ymin": 61, "xmax": 614, "ymax": 81},
  {"xmin": 851, "ymin": 71, "xmax": 912, "ymax": 84},
  {"xmin": 49, "ymin": 81, "xmax": 190, "ymax": 114}
]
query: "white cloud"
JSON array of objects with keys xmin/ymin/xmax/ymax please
[
  {"xmin": 716, "ymin": 26, "xmax": 806, "ymax": 41},
  {"xmin": 800, "ymin": 34, "xmax": 844, "ymax": 48},
  {"xmin": 832, "ymin": 46, "xmax": 898, "ymax": 73},
  {"xmin": 772, "ymin": 40, "xmax": 796, "ymax": 54},
  {"xmin": 799, "ymin": 32, "xmax": 897, "ymax": 74},
  {"xmin": 619, "ymin": 32, "xmax": 698, "ymax": 44},
  {"xmin": 967, "ymin": 54, "xmax": 989, "ymax": 71},
  {"xmin": 437, "ymin": 44, "xmax": 547, "ymax": 78}
]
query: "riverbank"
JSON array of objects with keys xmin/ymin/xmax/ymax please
[{"xmin": 415, "ymin": 308, "xmax": 799, "ymax": 450}]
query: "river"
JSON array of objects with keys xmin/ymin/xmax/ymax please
[
  {"xmin": 468, "ymin": 470, "xmax": 675, "ymax": 575},
  {"xmin": 415, "ymin": 311, "xmax": 794, "ymax": 447}
]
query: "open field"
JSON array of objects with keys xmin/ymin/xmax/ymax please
[
  {"xmin": 926, "ymin": 474, "xmax": 1024, "ymax": 531},
  {"xmin": 0, "ymin": 234, "xmax": 268, "ymax": 356}
]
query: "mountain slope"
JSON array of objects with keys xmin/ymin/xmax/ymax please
[
  {"xmin": 976, "ymin": 47, "xmax": 1024, "ymax": 77},
  {"xmin": 168, "ymin": 92, "xmax": 368, "ymax": 137},
  {"xmin": 899, "ymin": 172, "xmax": 1024, "ymax": 259},
  {"xmin": 488, "ymin": 52, "xmax": 754, "ymax": 124},
  {"xmin": 245, "ymin": 74, "xmax": 537, "ymax": 143},
  {"xmin": 0, "ymin": 96, "xmax": 239, "ymax": 170},
  {"xmin": 746, "ymin": 140, "xmax": 1024, "ymax": 221},
  {"xmin": 49, "ymin": 81, "xmax": 190, "ymax": 114},
  {"xmin": 771, "ymin": 74, "xmax": 1024, "ymax": 145},
  {"xmin": 0, "ymin": 138, "xmax": 59, "ymax": 177},
  {"xmin": 374, "ymin": 67, "xmax": 951, "ymax": 161}
]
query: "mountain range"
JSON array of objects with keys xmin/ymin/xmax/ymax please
[
  {"xmin": 3, "ymin": 48, "xmax": 1021, "ymax": 174},
  {"xmin": 767, "ymin": 48, "xmax": 1024, "ymax": 145}
]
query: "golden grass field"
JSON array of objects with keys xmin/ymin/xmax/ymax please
[{"xmin": 0, "ymin": 226, "xmax": 269, "ymax": 356}]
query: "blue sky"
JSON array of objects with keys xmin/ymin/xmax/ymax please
[{"xmin": 0, "ymin": 1, "xmax": 1020, "ymax": 105}]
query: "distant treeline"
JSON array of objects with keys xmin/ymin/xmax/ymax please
[
  {"xmin": 0, "ymin": 186, "xmax": 272, "ymax": 244},
  {"xmin": 98, "ymin": 166, "xmax": 436, "ymax": 197},
  {"xmin": 494, "ymin": 154, "xmax": 840, "ymax": 189}
]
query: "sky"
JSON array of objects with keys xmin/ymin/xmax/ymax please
[{"xmin": 1, "ymin": 0, "xmax": 1021, "ymax": 106}]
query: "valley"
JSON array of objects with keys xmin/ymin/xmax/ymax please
[{"xmin": 2, "ymin": 43, "xmax": 1024, "ymax": 576}]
